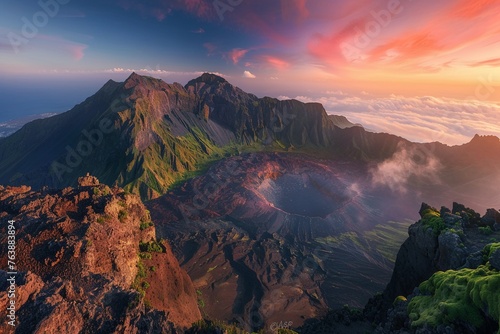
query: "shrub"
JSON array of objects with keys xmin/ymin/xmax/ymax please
[
  {"xmin": 139, "ymin": 241, "xmax": 164, "ymax": 253},
  {"xmin": 420, "ymin": 208, "xmax": 446, "ymax": 235},
  {"xmin": 118, "ymin": 210, "xmax": 128, "ymax": 223},
  {"xmin": 479, "ymin": 226, "xmax": 494, "ymax": 235},
  {"xmin": 140, "ymin": 221, "xmax": 154, "ymax": 230},
  {"xmin": 139, "ymin": 252, "xmax": 152, "ymax": 260}
]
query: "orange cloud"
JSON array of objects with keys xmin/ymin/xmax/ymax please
[
  {"xmin": 368, "ymin": 31, "xmax": 441, "ymax": 63},
  {"xmin": 263, "ymin": 55, "xmax": 291, "ymax": 70},
  {"xmin": 308, "ymin": 18, "xmax": 370, "ymax": 65},
  {"xmin": 449, "ymin": 0, "xmax": 499, "ymax": 18},
  {"xmin": 468, "ymin": 58, "xmax": 500, "ymax": 67}
]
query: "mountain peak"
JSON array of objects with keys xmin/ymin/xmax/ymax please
[
  {"xmin": 186, "ymin": 72, "xmax": 228, "ymax": 87},
  {"xmin": 123, "ymin": 72, "xmax": 145, "ymax": 89},
  {"xmin": 470, "ymin": 134, "xmax": 499, "ymax": 144}
]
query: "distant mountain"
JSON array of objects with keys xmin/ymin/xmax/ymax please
[
  {"xmin": 328, "ymin": 114, "xmax": 363, "ymax": 129},
  {"xmin": 0, "ymin": 72, "xmax": 405, "ymax": 199},
  {"xmin": 0, "ymin": 113, "xmax": 58, "ymax": 137},
  {"xmin": 2, "ymin": 73, "xmax": 500, "ymax": 332}
]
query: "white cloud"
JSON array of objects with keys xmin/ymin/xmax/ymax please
[
  {"xmin": 101, "ymin": 68, "xmax": 228, "ymax": 79},
  {"xmin": 243, "ymin": 70, "xmax": 256, "ymax": 79},
  {"xmin": 371, "ymin": 143, "xmax": 442, "ymax": 193},
  {"xmin": 286, "ymin": 94, "xmax": 500, "ymax": 145}
]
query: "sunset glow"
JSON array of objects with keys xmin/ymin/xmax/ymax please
[{"xmin": 1, "ymin": 0, "xmax": 500, "ymax": 143}]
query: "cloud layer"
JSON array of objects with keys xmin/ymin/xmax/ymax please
[{"xmin": 280, "ymin": 93, "xmax": 500, "ymax": 145}]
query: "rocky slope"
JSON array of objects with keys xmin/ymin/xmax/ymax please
[
  {"xmin": 147, "ymin": 152, "xmax": 424, "ymax": 331},
  {"xmin": 370, "ymin": 203, "xmax": 500, "ymax": 333},
  {"xmin": 0, "ymin": 73, "xmax": 343, "ymax": 200},
  {"xmin": 1, "ymin": 72, "xmax": 499, "ymax": 206},
  {"xmin": 0, "ymin": 175, "xmax": 201, "ymax": 333},
  {"xmin": 0, "ymin": 72, "xmax": 440, "ymax": 202},
  {"xmin": 296, "ymin": 202, "xmax": 500, "ymax": 334}
]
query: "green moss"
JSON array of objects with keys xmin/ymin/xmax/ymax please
[
  {"xmin": 483, "ymin": 243, "xmax": 500, "ymax": 262},
  {"xmin": 408, "ymin": 250, "xmax": 500, "ymax": 333},
  {"xmin": 393, "ymin": 295, "xmax": 407, "ymax": 305},
  {"xmin": 421, "ymin": 208, "xmax": 446, "ymax": 236}
]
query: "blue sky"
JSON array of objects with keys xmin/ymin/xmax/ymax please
[{"xmin": 1, "ymin": 0, "xmax": 500, "ymax": 144}]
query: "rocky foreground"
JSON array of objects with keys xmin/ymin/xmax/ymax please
[
  {"xmin": 1, "ymin": 174, "xmax": 499, "ymax": 334},
  {"xmin": 0, "ymin": 175, "xmax": 201, "ymax": 333},
  {"xmin": 299, "ymin": 203, "xmax": 500, "ymax": 334}
]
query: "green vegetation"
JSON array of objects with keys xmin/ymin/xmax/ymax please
[
  {"xmin": 139, "ymin": 252, "xmax": 152, "ymax": 260},
  {"xmin": 316, "ymin": 232, "xmax": 362, "ymax": 248},
  {"xmin": 364, "ymin": 220, "xmax": 412, "ymax": 263},
  {"xmin": 207, "ymin": 265, "xmax": 218, "ymax": 273},
  {"xmin": 479, "ymin": 226, "xmax": 494, "ymax": 235},
  {"xmin": 315, "ymin": 220, "xmax": 411, "ymax": 264},
  {"xmin": 139, "ymin": 240, "xmax": 164, "ymax": 253},
  {"xmin": 132, "ymin": 259, "xmax": 149, "ymax": 298},
  {"xmin": 139, "ymin": 221, "xmax": 154, "ymax": 230},
  {"xmin": 408, "ymin": 243, "xmax": 500, "ymax": 332},
  {"xmin": 393, "ymin": 295, "xmax": 407, "ymax": 305},
  {"xmin": 483, "ymin": 243, "xmax": 500, "ymax": 262},
  {"xmin": 118, "ymin": 210, "xmax": 128, "ymax": 223},
  {"xmin": 421, "ymin": 208, "xmax": 446, "ymax": 236},
  {"xmin": 196, "ymin": 289, "xmax": 205, "ymax": 309}
]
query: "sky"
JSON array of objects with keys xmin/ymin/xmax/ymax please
[{"xmin": 1, "ymin": 0, "xmax": 500, "ymax": 144}]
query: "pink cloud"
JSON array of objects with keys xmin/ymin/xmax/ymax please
[
  {"xmin": 449, "ymin": 0, "xmax": 499, "ymax": 18},
  {"xmin": 35, "ymin": 35, "xmax": 88, "ymax": 61},
  {"xmin": 308, "ymin": 18, "xmax": 370, "ymax": 65},
  {"xmin": 227, "ymin": 48, "xmax": 249, "ymax": 64},
  {"xmin": 67, "ymin": 44, "xmax": 87, "ymax": 60},
  {"xmin": 262, "ymin": 55, "xmax": 291, "ymax": 70}
]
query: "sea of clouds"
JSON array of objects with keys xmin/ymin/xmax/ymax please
[{"xmin": 279, "ymin": 93, "xmax": 500, "ymax": 146}]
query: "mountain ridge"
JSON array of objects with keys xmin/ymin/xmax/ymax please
[{"xmin": 0, "ymin": 72, "xmax": 499, "ymax": 203}]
